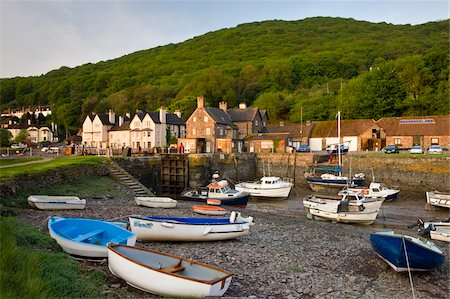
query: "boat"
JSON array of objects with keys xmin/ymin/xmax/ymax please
[
  {"xmin": 234, "ymin": 176, "xmax": 293, "ymax": 199},
  {"xmin": 370, "ymin": 231, "xmax": 446, "ymax": 272},
  {"xmin": 303, "ymin": 192, "xmax": 384, "ymax": 213},
  {"xmin": 426, "ymin": 191, "xmax": 450, "ymax": 208},
  {"xmin": 207, "ymin": 199, "xmax": 222, "ymax": 206},
  {"xmin": 28, "ymin": 195, "xmax": 86, "ymax": 210},
  {"xmin": 303, "ymin": 194, "xmax": 381, "ymax": 225},
  {"xmin": 193, "ymin": 205, "xmax": 227, "ymax": 216},
  {"xmin": 181, "ymin": 180, "xmax": 249, "ymax": 208},
  {"xmin": 338, "ymin": 182, "xmax": 400, "ymax": 201},
  {"xmin": 135, "ymin": 196, "xmax": 177, "ymax": 208},
  {"xmin": 107, "ymin": 244, "xmax": 233, "ymax": 297},
  {"xmin": 305, "ymin": 111, "xmax": 365, "ymax": 192},
  {"xmin": 129, "ymin": 212, "xmax": 253, "ymax": 241},
  {"xmin": 422, "ymin": 221, "xmax": 450, "ymax": 243},
  {"xmin": 326, "ymin": 142, "xmax": 350, "ymax": 154},
  {"xmin": 48, "ymin": 216, "xmax": 137, "ymax": 258}
]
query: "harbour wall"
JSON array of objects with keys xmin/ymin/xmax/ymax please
[{"xmin": 113, "ymin": 153, "xmax": 450, "ymax": 194}]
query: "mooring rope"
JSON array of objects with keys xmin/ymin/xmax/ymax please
[{"xmin": 402, "ymin": 236, "xmax": 416, "ymax": 299}]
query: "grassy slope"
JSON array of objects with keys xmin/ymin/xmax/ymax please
[{"xmin": 0, "ymin": 157, "xmax": 43, "ymax": 166}]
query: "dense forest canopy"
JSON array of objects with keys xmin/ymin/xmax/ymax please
[{"xmin": 0, "ymin": 17, "xmax": 448, "ymax": 135}]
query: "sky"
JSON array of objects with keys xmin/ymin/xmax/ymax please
[{"xmin": 0, "ymin": 0, "xmax": 448, "ymax": 78}]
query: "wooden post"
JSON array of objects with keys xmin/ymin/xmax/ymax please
[{"xmin": 293, "ymin": 152, "xmax": 297, "ymax": 185}]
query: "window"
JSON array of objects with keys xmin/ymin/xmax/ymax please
[
  {"xmin": 255, "ymin": 119, "xmax": 259, "ymax": 127},
  {"xmin": 394, "ymin": 138, "xmax": 401, "ymax": 145},
  {"xmin": 206, "ymin": 128, "xmax": 211, "ymax": 135},
  {"xmin": 193, "ymin": 117, "xmax": 197, "ymax": 122},
  {"xmin": 204, "ymin": 116, "xmax": 208, "ymax": 122},
  {"xmin": 431, "ymin": 138, "xmax": 439, "ymax": 145},
  {"xmin": 192, "ymin": 128, "xmax": 196, "ymax": 135}
]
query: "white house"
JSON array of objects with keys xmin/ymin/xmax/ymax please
[{"xmin": 82, "ymin": 110, "xmax": 116, "ymax": 148}]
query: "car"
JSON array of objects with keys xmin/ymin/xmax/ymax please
[
  {"xmin": 409, "ymin": 145, "xmax": 424, "ymax": 154},
  {"xmin": 47, "ymin": 146, "xmax": 60, "ymax": 154},
  {"xmin": 297, "ymin": 144, "xmax": 310, "ymax": 152},
  {"xmin": 384, "ymin": 145, "xmax": 399, "ymax": 154},
  {"xmin": 41, "ymin": 147, "xmax": 49, "ymax": 152},
  {"xmin": 11, "ymin": 143, "xmax": 27, "ymax": 149},
  {"xmin": 427, "ymin": 145, "xmax": 443, "ymax": 154}
]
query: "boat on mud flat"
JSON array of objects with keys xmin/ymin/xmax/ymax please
[
  {"xmin": 234, "ymin": 176, "xmax": 293, "ymax": 199},
  {"xmin": 107, "ymin": 244, "xmax": 233, "ymax": 298},
  {"xmin": 193, "ymin": 205, "xmax": 227, "ymax": 216},
  {"xmin": 129, "ymin": 212, "xmax": 253, "ymax": 241},
  {"xmin": 181, "ymin": 180, "xmax": 249, "ymax": 208},
  {"xmin": 420, "ymin": 220, "xmax": 450, "ymax": 243},
  {"xmin": 135, "ymin": 196, "xmax": 177, "ymax": 208},
  {"xmin": 338, "ymin": 182, "xmax": 400, "ymax": 201},
  {"xmin": 426, "ymin": 191, "xmax": 450, "ymax": 209},
  {"xmin": 303, "ymin": 192, "xmax": 384, "ymax": 213},
  {"xmin": 303, "ymin": 193, "xmax": 382, "ymax": 225},
  {"xmin": 48, "ymin": 216, "xmax": 136, "ymax": 258},
  {"xmin": 370, "ymin": 231, "xmax": 446, "ymax": 272},
  {"xmin": 28, "ymin": 195, "xmax": 86, "ymax": 210}
]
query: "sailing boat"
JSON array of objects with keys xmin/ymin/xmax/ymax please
[{"xmin": 304, "ymin": 111, "xmax": 365, "ymax": 192}]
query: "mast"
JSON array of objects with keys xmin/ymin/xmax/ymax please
[{"xmin": 337, "ymin": 111, "xmax": 342, "ymax": 176}]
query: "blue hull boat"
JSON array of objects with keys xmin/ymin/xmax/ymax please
[
  {"xmin": 48, "ymin": 216, "xmax": 137, "ymax": 258},
  {"xmin": 370, "ymin": 231, "xmax": 445, "ymax": 272}
]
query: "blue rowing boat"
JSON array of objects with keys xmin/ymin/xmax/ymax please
[
  {"xmin": 48, "ymin": 216, "xmax": 137, "ymax": 258},
  {"xmin": 370, "ymin": 231, "xmax": 445, "ymax": 272}
]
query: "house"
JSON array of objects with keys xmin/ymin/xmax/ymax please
[
  {"xmin": 267, "ymin": 121, "xmax": 314, "ymax": 150},
  {"xmin": 377, "ymin": 116, "xmax": 450, "ymax": 149},
  {"xmin": 82, "ymin": 110, "xmax": 117, "ymax": 148},
  {"xmin": 244, "ymin": 132, "xmax": 291, "ymax": 153},
  {"xmin": 7, "ymin": 121, "xmax": 58, "ymax": 144},
  {"xmin": 1, "ymin": 105, "xmax": 52, "ymax": 119},
  {"xmin": 167, "ymin": 110, "xmax": 186, "ymax": 139},
  {"xmin": 178, "ymin": 96, "xmax": 241, "ymax": 153},
  {"xmin": 81, "ymin": 108, "xmax": 185, "ymax": 151},
  {"xmin": 309, "ymin": 119, "xmax": 385, "ymax": 151},
  {"xmin": 227, "ymin": 103, "xmax": 268, "ymax": 138}
]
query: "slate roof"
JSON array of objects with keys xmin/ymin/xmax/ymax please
[
  {"xmin": 109, "ymin": 121, "xmax": 131, "ymax": 131},
  {"xmin": 166, "ymin": 114, "xmax": 185, "ymax": 125},
  {"xmin": 268, "ymin": 122, "xmax": 314, "ymax": 138},
  {"xmin": 204, "ymin": 107, "xmax": 237, "ymax": 129},
  {"xmin": 245, "ymin": 132, "xmax": 290, "ymax": 141},
  {"xmin": 149, "ymin": 112, "xmax": 161, "ymax": 124},
  {"xmin": 227, "ymin": 108, "xmax": 259, "ymax": 122},
  {"xmin": 97, "ymin": 113, "xmax": 113, "ymax": 125},
  {"xmin": 310, "ymin": 119, "xmax": 377, "ymax": 138},
  {"xmin": 377, "ymin": 116, "xmax": 450, "ymax": 136}
]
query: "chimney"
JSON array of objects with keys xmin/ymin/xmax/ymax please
[
  {"xmin": 118, "ymin": 116, "xmax": 123, "ymax": 126},
  {"xmin": 159, "ymin": 107, "xmax": 166, "ymax": 124},
  {"xmin": 27, "ymin": 119, "xmax": 31, "ymax": 126},
  {"xmin": 219, "ymin": 101, "xmax": 227, "ymax": 111},
  {"xmin": 197, "ymin": 96, "xmax": 204, "ymax": 108},
  {"xmin": 239, "ymin": 102, "xmax": 247, "ymax": 109},
  {"xmin": 108, "ymin": 109, "xmax": 115, "ymax": 124},
  {"xmin": 174, "ymin": 110, "xmax": 181, "ymax": 118}
]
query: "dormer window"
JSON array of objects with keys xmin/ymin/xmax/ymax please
[{"xmin": 255, "ymin": 119, "xmax": 259, "ymax": 127}]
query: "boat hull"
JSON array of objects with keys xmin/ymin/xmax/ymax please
[
  {"xmin": 235, "ymin": 185, "xmax": 292, "ymax": 199},
  {"xmin": 135, "ymin": 197, "xmax": 177, "ymax": 208},
  {"xmin": 180, "ymin": 193, "xmax": 249, "ymax": 208},
  {"xmin": 426, "ymin": 191, "xmax": 450, "ymax": 208},
  {"xmin": 424, "ymin": 222, "xmax": 450, "ymax": 243},
  {"xmin": 107, "ymin": 244, "xmax": 232, "ymax": 297},
  {"xmin": 28, "ymin": 195, "xmax": 86, "ymax": 210},
  {"xmin": 370, "ymin": 231, "xmax": 445, "ymax": 272},
  {"xmin": 129, "ymin": 216, "xmax": 250, "ymax": 241},
  {"xmin": 193, "ymin": 205, "xmax": 227, "ymax": 216},
  {"xmin": 48, "ymin": 216, "xmax": 137, "ymax": 258}
]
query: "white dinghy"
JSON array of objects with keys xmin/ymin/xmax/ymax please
[
  {"xmin": 107, "ymin": 244, "xmax": 233, "ymax": 298},
  {"xmin": 426, "ymin": 191, "xmax": 450, "ymax": 209},
  {"xmin": 135, "ymin": 196, "xmax": 177, "ymax": 208},
  {"xmin": 28, "ymin": 195, "xmax": 86, "ymax": 210},
  {"xmin": 424, "ymin": 221, "xmax": 450, "ymax": 243}
]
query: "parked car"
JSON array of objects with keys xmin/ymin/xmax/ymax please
[
  {"xmin": 297, "ymin": 144, "xmax": 310, "ymax": 152},
  {"xmin": 47, "ymin": 147, "xmax": 60, "ymax": 154},
  {"xmin": 427, "ymin": 145, "xmax": 443, "ymax": 154},
  {"xmin": 41, "ymin": 147, "xmax": 49, "ymax": 152},
  {"xmin": 409, "ymin": 145, "xmax": 424, "ymax": 154},
  {"xmin": 384, "ymin": 145, "xmax": 399, "ymax": 154},
  {"xmin": 11, "ymin": 143, "xmax": 27, "ymax": 149}
]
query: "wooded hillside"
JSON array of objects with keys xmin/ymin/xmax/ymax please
[{"xmin": 1, "ymin": 17, "xmax": 448, "ymax": 134}]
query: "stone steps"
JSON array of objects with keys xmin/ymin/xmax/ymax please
[{"xmin": 107, "ymin": 160, "xmax": 154, "ymax": 197}]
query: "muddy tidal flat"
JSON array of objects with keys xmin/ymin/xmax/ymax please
[{"xmin": 19, "ymin": 187, "xmax": 449, "ymax": 299}]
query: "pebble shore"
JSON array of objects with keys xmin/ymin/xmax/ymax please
[{"xmin": 18, "ymin": 186, "xmax": 449, "ymax": 299}]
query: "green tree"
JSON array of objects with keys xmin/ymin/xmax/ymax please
[
  {"xmin": 14, "ymin": 129, "xmax": 29, "ymax": 144},
  {"xmin": 0, "ymin": 128, "xmax": 12, "ymax": 147}
]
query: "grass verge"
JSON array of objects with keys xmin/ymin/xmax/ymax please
[
  {"xmin": 0, "ymin": 216, "xmax": 107, "ymax": 298},
  {"xmin": 0, "ymin": 156, "xmax": 106, "ymax": 181},
  {"xmin": 1, "ymin": 175, "xmax": 124, "ymax": 208}
]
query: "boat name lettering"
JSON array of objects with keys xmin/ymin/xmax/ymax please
[{"xmin": 134, "ymin": 221, "xmax": 152, "ymax": 228}]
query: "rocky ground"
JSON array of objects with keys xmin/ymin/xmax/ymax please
[{"xmin": 18, "ymin": 185, "xmax": 449, "ymax": 299}]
